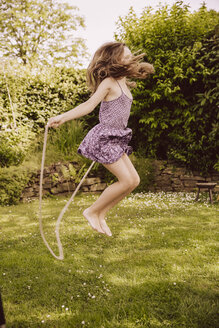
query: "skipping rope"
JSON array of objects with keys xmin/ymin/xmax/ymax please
[{"xmin": 39, "ymin": 124, "xmax": 96, "ymax": 260}]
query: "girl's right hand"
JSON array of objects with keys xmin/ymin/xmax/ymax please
[{"xmin": 47, "ymin": 114, "xmax": 65, "ymax": 128}]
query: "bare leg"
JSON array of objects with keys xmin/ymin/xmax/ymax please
[
  {"xmin": 98, "ymin": 187, "xmax": 132, "ymax": 219},
  {"xmin": 83, "ymin": 153, "xmax": 140, "ymax": 236},
  {"xmin": 83, "ymin": 208, "xmax": 105, "ymax": 234},
  {"xmin": 98, "ymin": 153, "xmax": 140, "ymax": 234},
  {"xmin": 83, "ymin": 180, "xmax": 131, "ymax": 234},
  {"xmin": 97, "ymin": 187, "xmax": 133, "ymax": 236}
]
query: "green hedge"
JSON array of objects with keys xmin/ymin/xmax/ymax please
[
  {"xmin": 0, "ymin": 65, "xmax": 90, "ymax": 131},
  {"xmin": 0, "ymin": 166, "xmax": 33, "ymax": 205},
  {"xmin": 0, "ymin": 1, "xmax": 218, "ymax": 175},
  {"xmin": 115, "ymin": 1, "xmax": 219, "ymax": 175},
  {"xmin": 0, "ymin": 125, "xmax": 35, "ymax": 167},
  {"xmin": 0, "ymin": 65, "xmax": 91, "ymax": 167}
]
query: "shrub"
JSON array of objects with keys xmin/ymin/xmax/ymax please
[
  {"xmin": 0, "ymin": 63, "xmax": 90, "ymax": 133},
  {"xmin": 0, "ymin": 63, "xmax": 91, "ymax": 167},
  {"xmin": 115, "ymin": 1, "xmax": 219, "ymax": 174},
  {"xmin": 0, "ymin": 166, "xmax": 33, "ymax": 205},
  {"xmin": 0, "ymin": 125, "xmax": 35, "ymax": 167},
  {"xmin": 48, "ymin": 119, "xmax": 89, "ymax": 162}
]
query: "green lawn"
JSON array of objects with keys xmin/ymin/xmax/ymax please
[{"xmin": 0, "ymin": 192, "xmax": 218, "ymax": 328}]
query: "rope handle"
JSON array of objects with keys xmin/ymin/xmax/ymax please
[{"xmin": 39, "ymin": 124, "xmax": 96, "ymax": 260}]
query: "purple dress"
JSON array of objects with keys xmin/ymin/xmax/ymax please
[{"xmin": 77, "ymin": 81, "xmax": 133, "ymax": 164}]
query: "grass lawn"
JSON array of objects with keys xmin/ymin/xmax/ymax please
[{"xmin": 0, "ymin": 191, "xmax": 218, "ymax": 328}]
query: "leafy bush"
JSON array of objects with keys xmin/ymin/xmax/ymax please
[
  {"xmin": 60, "ymin": 163, "xmax": 88, "ymax": 184},
  {"xmin": 1, "ymin": 2, "xmax": 218, "ymax": 175},
  {"xmin": 115, "ymin": 1, "xmax": 219, "ymax": 174},
  {"xmin": 48, "ymin": 119, "xmax": 89, "ymax": 162},
  {"xmin": 0, "ymin": 125, "xmax": 35, "ymax": 167},
  {"xmin": 0, "ymin": 63, "xmax": 91, "ymax": 167},
  {"xmin": 0, "ymin": 63, "xmax": 90, "ymax": 133},
  {"xmin": 166, "ymin": 26, "xmax": 219, "ymax": 174},
  {"xmin": 0, "ymin": 166, "xmax": 33, "ymax": 205}
]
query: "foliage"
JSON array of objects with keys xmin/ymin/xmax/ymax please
[
  {"xmin": 0, "ymin": 124, "xmax": 35, "ymax": 167},
  {"xmin": 3, "ymin": 63, "xmax": 90, "ymax": 131},
  {"xmin": 213, "ymin": 160, "xmax": 219, "ymax": 172},
  {"xmin": 60, "ymin": 163, "xmax": 87, "ymax": 183},
  {"xmin": 0, "ymin": 63, "xmax": 91, "ymax": 167},
  {"xmin": 1, "ymin": 1, "xmax": 218, "ymax": 175},
  {"xmin": 0, "ymin": 0, "xmax": 87, "ymax": 66},
  {"xmin": 0, "ymin": 165, "xmax": 33, "ymax": 205},
  {"xmin": 168, "ymin": 27, "xmax": 219, "ymax": 174},
  {"xmin": 48, "ymin": 120, "xmax": 88, "ymax": 162},
  {"xmin": 115, "ymin": 1, "xmax": 219, "ymax": 174}
]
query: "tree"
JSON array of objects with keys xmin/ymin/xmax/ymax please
[{"xmin": 0, "ymin": 0, "xmax": 87, "ymax": 66}]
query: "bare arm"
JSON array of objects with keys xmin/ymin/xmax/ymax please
[{"xmin": 47, "ymin": 78, "xmax": 111, "ymax": 128}]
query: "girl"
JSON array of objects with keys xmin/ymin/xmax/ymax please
[{"xmin": 47, "ymin": 41, "xmax": 154, "ymax": 237}]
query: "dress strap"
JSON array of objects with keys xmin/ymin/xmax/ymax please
[{"xmin": 116, "ymin": 80, "xmax": 123, "ymax": 94}]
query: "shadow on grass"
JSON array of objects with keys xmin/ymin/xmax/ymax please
[
  {"xmin": 5, "ymin": 279, "xmax": 218, "ymax": 328},
  {"xmin": 1, "ymin": 194, "xmax": 218, "ymax": 328}
]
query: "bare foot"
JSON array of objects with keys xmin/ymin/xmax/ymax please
[
  {"xmin": 83, "ymin": 208, "xmax": 105, "ymax": 234},
  {"xmin": 99, "ymin": 213, "xmax": 112, "ymax": 237}
]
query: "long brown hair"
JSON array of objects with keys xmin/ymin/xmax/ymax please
[{"xmin": 86, "ymin": 41, "xmax": 154, "ymax": 92}]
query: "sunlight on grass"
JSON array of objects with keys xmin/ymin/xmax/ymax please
[
  {"xmin": 0, "ymin": 192, "xmax": 218, "ymax": 328},
  {"xmin": 123, "ymin": 191, "xmax": 214, "ymax": 209}
]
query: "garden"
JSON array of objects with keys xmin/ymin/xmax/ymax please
[{"xmin": 0, "ymin": 1, "xmax": 218, "ymax": 327}]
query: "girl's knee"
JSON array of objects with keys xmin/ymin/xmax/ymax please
[
  {"xmin": 131, "ymin": 174, "xmax": 140, "ymax": 189},
  {"xmin": 103, "ymin": 157, "xmax": 140, "ymax": 190},
  {"xmin": 120, "ymin": 174, "xmax": 140, "ymax": 190}
]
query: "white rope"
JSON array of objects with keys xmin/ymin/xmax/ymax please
[{"xmin": 39, "ymin": 124, "xmax": 96, "ymax": 260}]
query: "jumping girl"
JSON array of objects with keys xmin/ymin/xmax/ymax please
[{"xmin": 47, "ymin": 41, "xmax": 154, "ymax": 237}]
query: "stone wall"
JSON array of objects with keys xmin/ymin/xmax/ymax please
[
  {"xmin": 21, "ymin": 161, "xmax": 107, "ymax": 201},
  {"xmin": 150, "ymin": 160, "xmax": 219, "ymax": 193},
  {"xmin": 21, "ymin": 160, "xmax": 219, "ymax": 201}
]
